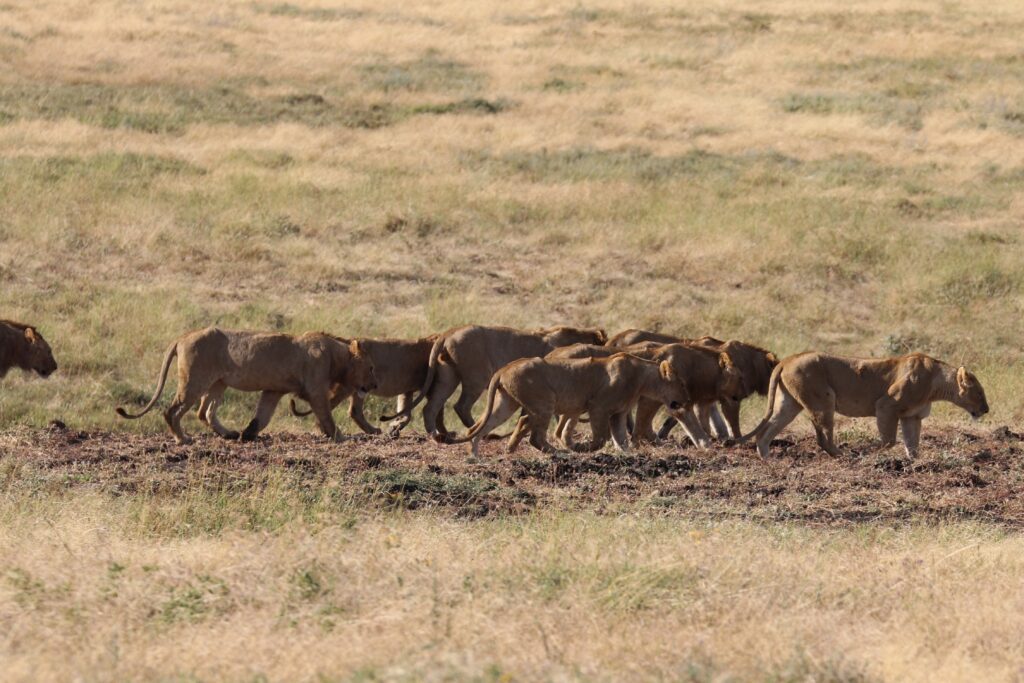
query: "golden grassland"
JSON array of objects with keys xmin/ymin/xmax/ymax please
[
  {"xmin": 3, "ymin": 0, "xmax": 1024, "ymax": 680},
  {"xmin": 5, "ymin": 487, "xmax": 1024, "ymax": 682}
]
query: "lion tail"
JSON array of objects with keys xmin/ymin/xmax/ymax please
[
  {"xmin": 115, "ymin": 341, "xmax": 177, "ymax": 419},
  {"xmin": 738, "ymin": 362, "xmax": 783, "ymax": 442},
  {"xmin": 289, "ymin": 398, "xmax": 313, "ymax": 418},
  {"xmin": 447, "ymin": 371, "xmax": 503, "ymax": 444},
  {"xmin": 379, "ymin": 335, "xmax": 444, "ymax": 421}
]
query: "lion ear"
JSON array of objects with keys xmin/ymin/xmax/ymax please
[
  {"xmin": 595, "ymin": 329, "xmax": 608, "ymax": 344},
  {"xmin": 349, "ymin": 340, "xmax": 362, "ymax": 356},
  {"xmin": 957, "ymin": 366, "xmax": 975, "ymax": 390},
  {"xmin": 659, "ymin": 360, "xmax": 675, "ymax": 381},
  {"xmin": 24, "ymin": 327, "xmax": 37, "ymax": 343},
  {"xmin": 718, "ymin": 353, "xmax": 733, "ymax": 370}
]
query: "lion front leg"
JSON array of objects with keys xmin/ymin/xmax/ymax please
[
  {"xmin": 718, "ymin": 399, "xmax": 742, "ymax": 439},
  {"xmin": 632, "ymin": 398, "xmax": 661, "ymax": 443},
  {"xmin": 610, "ymin": 412, "xmax": 630, "ymax": 453},
  {"xmin": 306, "ymin": 390, "xmax": 342, "ymax": 442},
  {"xmin": 348, "ymin": 392, "xmax": 382, "ymax": 436},
  {"xmin": 874, "ymin": 397, "xmax": 899, "ymax": 450},
  {"xmin": 900, "ymin": 416, "xmax": 922, "ymax": 457},
  {"xmin": 241, "ymin": 391, "xmax": 284, "ymax": 441},
  {"xmin": 673, "ymin": 408, "xmax": 712, "ymax": 449},
  {"xmin": 571, "ymin": 410, "xmax": 610, "ymax": 452}
]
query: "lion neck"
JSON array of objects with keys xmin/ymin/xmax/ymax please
[
  {"xmin": 934, "ymin": 363, "xmax": 963, "ymax": 406},
  {"xmin": 0, "ymin": 324, "xmax": 29, "ymax": 376},
  {"xmin": 638, "ymin": 364, "xmax": 668, "ymax": 400}
]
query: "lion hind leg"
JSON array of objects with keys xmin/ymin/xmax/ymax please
[
  {"xmin": 203, "ymin": 381, "xmax": 239, "ymax": 440},
  {"xmin": 526, "ymin": 412, "xmax": 557, "ymax": 453},
  {"xmin": 507, "ymin": 415, "xmax": 531, "ymax": 453},
  {"xmin": 422, "ymin": 364, "xmax": 459, "ymax": 439},
  {"xmin": 755, "ymin": 388, "xmax": 802, "ymax": 458},
  {"xmin": 468, "ymin": 391, "xmax": 519, "ymax": 458},
  {"xmin": 454, "ymin": 379, "xmax": 486, "ymax": 429},
  {"xmin": 163, "ymin": 379, "xmax": 207, "ymax": 445}
]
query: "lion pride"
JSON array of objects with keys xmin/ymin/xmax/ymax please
[
  {"xmin": 290, "ymin": 334, "xmax": 439, "ymax": 437},
  {"xmin": 383, "ymin": 324, "xmax": 607, "ymax": 440},
  {"xmin": 545, "ymin": 341, "xmax": 744, "ymax": 448},
  {"xmin": 450, "ymin": 353, "xmax": 692, "ymax": 457},
  {"xmin": 744, "ymin": 351, "xmax": 988, "ymax": 457},
  {"xmin": 607, "ymin": 329, "xmax": 777, "ymax": 439}
]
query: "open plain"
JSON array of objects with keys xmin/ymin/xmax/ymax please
[{"xmin": 3, "ymin": 0, "xmax": 1024, "ymax": 680}]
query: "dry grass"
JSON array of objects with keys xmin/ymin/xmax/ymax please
[
  {"xmin": 3, "ymin": 427, "xmax": 1024, "ymax": 680},
  {"xmin": 3, "ymin": 1, "xmax": 1024, "ymax": 679},
  {"xmin": 3, "ymin": 489, "xmax": 1024, "ymax": 681}
]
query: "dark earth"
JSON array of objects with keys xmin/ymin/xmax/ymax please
[{"xmin": 3, "ymin": 423, "xmax": 1023, "ymax": 526}]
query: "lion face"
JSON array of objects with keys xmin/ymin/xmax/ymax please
[
  {"xmin": 658, "ymin": 360, "xmax": 691, "ymax": 413},
  {"xmin": 956, "ymin": 367, "xmax": 989, "ymax": 419},
  {"xmin": 24, "ymin": 328, "xmax": 58, "ymax": 377},
  {"xmin": 717, "ymin": 354, "xmax": 745, "ymax": 402},
  {"xmin": 346, "ymin": 341, "xmax": 378, "ymax": 396}
]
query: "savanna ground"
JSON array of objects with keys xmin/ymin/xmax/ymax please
[{"xmin": 2, "ymin": 0, "xmax": 1024, "ymax": 680}]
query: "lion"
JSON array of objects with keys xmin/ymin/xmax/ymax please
[
  {"xmin": 607, "ymin": 329, "xmax": 777, "ymax": 439},
  {"xmin": 742, "ymin": 351, "xmax": 989, "ymax": 458},
  {"xmin": 0, "ymin": 320, "xmax": 58, "ymax": 379},
  {"xmin": 289, "ymin": 334, "xmax": 438, "ymax": 437},
  {"xmin": 115, "ymin": 327, "xmax": 376, "ymax": 444},
  {"xmin": 450, "ymin": 353, "xmax": 692, "ymax": 457},
  {"xmin": 547, "ymin": 342, "xmax": 744, "ymax": 447},
  {"xmin": 381, "ymin": 324, "xmax": 607, "ymax": 440}
]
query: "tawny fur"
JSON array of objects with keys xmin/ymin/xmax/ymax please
[
  {"xmin": 743, "ymin": 351, "xmax": 989, "ymax": 457},
  {"xmin": 290, "ymin": 334, "xmax": 438, "ymax": 437},
  {"xmin": 383, "ymin": 324, "xmax": 607, "ymax": 439},
  {"xmin": 115, "ymin": 327, "xmax": 376, "ymax": 444},
  {"xmin": 548, "ymin": 342, "xmax": 744, "ymax": 447},
  {"xmin": 451, "ymin": 353, "xmax": 691, "ymax": 457},
  {"xmin": 607, "ymin": 329, "xmax": 777, "ymax": 438}
]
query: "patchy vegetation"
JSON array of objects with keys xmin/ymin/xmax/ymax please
[
  {"xmin": 5, "ymin": 425, "xmax": 1024, "ymax": 527},
  {"xmin": 3, "ymin": 0, "xmax": 1024, "ymax": 679}
]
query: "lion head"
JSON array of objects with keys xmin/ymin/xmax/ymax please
[
  {"xmin": 21, "ymin": 326, "xmax": 58, "ymax": 377},
  {"xmin": 956, "ymin": 366, "xmax": 989, "ymax": 419}
]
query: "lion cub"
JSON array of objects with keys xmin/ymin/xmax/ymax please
[
  {"xmin": 116, "ymin": 327, "xmax": 376, "ymax": 444},
  {"xmin": 452, "ymin": 353, "xmax": 691, "ymax": 457},
  {"xmin": 745, "ymin": 352, "xmax": 988, "ymax": 457}
]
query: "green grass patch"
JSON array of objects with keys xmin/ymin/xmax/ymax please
[
  {"xmin": 0, "ymin": 82, "xmax": 402, "ymax": 133},
  {"xmin": 359, "ymin": 52, "xmax": 485, "ymax": 93}
]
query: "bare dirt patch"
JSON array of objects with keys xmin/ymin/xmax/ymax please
[{"xmin": 3, "ymin": 425, "xmax": 1023, "ymax": 526}]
